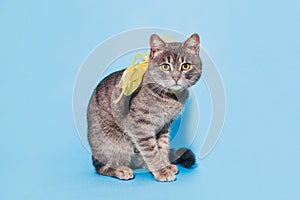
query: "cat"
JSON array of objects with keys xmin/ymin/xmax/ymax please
[{"xmin": 87, "ymin": 33, "xmax": 202, "ymax": 182}]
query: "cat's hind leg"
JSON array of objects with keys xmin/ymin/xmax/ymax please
[{"xmin": 92, "ymin": 156, "xmax": 134, "ymax": 180}]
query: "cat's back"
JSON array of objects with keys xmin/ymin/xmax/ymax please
[
  {"xmin": 87, "ymin": 69, "xmax": 132, "ymax": 150},
  {"xmin": 96, "ymin": 69, "xmax": 124, "ymax": 93},
  {"xmin": 88, "ymin": 69, "xmax": 124, "ymax": 113}
]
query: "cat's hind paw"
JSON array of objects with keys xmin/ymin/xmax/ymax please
[{"xmin": 115, "ymin": 166, "xmax": 134, "ymax": 180}]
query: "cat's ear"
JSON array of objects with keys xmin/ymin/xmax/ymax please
[
  {"xmin": 150, "ymin": 34, "xmax": 166, "ymax": 58},
  {"xmin": 183, "ymin": 33, "xmax": 200, "ymax": 54}
]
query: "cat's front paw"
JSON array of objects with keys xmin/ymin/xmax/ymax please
[
  {"xmin": 167, "ymin": 164, "xmax": 178, "ymax": 174},
  {"xmin": 152, "ymin": 168, "xmax": 176, "ymax": 182}
]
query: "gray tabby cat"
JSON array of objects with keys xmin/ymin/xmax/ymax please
[{"xmin": 88, "ymin": 33, "xmax": 202, "ymax": 182}]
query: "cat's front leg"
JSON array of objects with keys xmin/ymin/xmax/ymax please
[
  {"xmin": 157, "ymin": 127, "xmax": 178, "ymax": 175},
  {"xmin": 130, "ymin": 132, "xmax": 176, "ymax": 182}
]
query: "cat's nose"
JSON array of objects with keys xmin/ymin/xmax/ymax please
[{"xmin": 173, "ymin": 77, "xmax": 180, "ymax": 83}]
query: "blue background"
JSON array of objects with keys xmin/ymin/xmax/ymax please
[{"xmin": 1, "ymin": 0, "xmax": 300, "ymax": 199}]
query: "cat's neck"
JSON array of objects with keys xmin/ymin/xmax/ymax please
[{"xmin": 143, "ymin": 83, "xmax": 189, "ymax": 103}]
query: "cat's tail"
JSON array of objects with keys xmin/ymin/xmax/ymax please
[{"xmin": 169, "ymin": 148, "xmax": 196, "ymax": 168}]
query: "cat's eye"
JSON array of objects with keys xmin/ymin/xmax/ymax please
[
  {"xmin": 181, "ymin": 63, "xmax": 191, "ymax": 71},
  {"xmin": 161, "ymin": 63, "xmax": 171, "ymax": 71}
]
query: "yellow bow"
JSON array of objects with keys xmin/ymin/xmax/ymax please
[
  {"xmin": 113, "ymin": 35, "xmax": 178, "ymax": 104},
  {"xmin": 113, "ymin": 52, "xmax": 149, "ymax": 103}
]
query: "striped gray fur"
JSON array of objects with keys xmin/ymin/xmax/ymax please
[{"xmin": 88, "ymin": 34, "xmax": 202, "ymax": 181}]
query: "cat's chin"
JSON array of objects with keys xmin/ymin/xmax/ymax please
[{"xmin": 168, "ymin": 85, "xmax": 184, "ymax": 91}]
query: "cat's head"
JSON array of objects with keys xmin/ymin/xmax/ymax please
[{"xmin": 146, "ymin": 33, "xmax": 202, "ymax": 91}]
